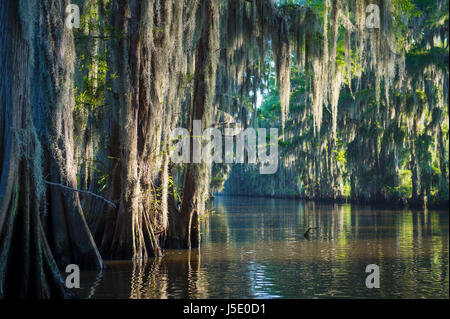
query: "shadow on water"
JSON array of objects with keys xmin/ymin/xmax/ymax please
[{"xmin": 78, "ymin": 197, "xmax": 449, "ymax": 299}]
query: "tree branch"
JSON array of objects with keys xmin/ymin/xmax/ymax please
[
  {"xmin": 44, "ymin": 180, "xmax": 117, "ymax": 208},
  {"xmin": 304, "ymin": 226, "xmax": 319, "ymax": 237}
]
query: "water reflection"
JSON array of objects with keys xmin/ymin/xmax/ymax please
[{"xmin": 80, "ymin": 197, "xmax": 449, "ymax": 299}]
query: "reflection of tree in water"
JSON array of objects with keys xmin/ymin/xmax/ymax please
[
  {"xmin": 202, "ymin": 200, "xmax": 231, "ymax": 244},
  {"xmin": 81, "ymin": 201, "xmax": 447, "ymax": 299},
  {"xmin": 67, "ymin": 268, "xmax": 103, "ymax": 299},
  {"xmin": 83, "ymin": 249, "xmax": 207, "ymax": 298},
  {"xmin": 129, "ymin": 259, "xmax": 167, "ymax": 299},
  {"xmin": 128, "ymin": 249, "xmax": 206, "ymax": 299},
  {"xmin": 213, "ymin": 197, "xmax": 305, "ymax": 244}
]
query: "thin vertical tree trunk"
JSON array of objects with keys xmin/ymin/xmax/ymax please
[
  {"xmin": 437, "ymin": 123, "xmax": 448, "ymax": 193},
  {"xmin": 410, "ymin": 121, "xmax": 420, "ymax": 205},
  {"xmin": 179, "ymin": 0, "xmax": 219, "ymax": 249}
]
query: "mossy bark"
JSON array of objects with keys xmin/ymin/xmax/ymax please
[{"xmin": 0, "ymin": 0, "xmax": 66, "ymax": 298}]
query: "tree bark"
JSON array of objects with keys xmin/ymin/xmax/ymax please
[
  {"xmin": 178, "ymin": 0, "xmax": 219, "ymax": 249},
  {"xmin": 0, "ymin": 0, "xmax": 66, "ymax": 298},
  {"xmin": 97, "ymin": 0, "xmax": 166, "ymax": 259},
  {"xmin": 32, "ymin": 0, "xmax": 102, "ymax": 271}
]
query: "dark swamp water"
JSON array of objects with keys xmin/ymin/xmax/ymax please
[{"xmin": 75, "ymin": 196, "xmax": 449, "ymax": 299}]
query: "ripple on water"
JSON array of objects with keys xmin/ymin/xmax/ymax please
[{"xmin": 79, "ymin": 197, "xmax": 449, "ymax": 299}]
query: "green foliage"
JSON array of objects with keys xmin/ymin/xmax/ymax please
[
  {"xmin": 169, "ymin": 175, "xmax": 182, "ymax": 202},
  {"xmin": 406, "ymin": 47, "xmax": 449, "ymax": 75},
  {"xmin": 227, "ymin": 0, "xmax": 448, "ymax": 207}
]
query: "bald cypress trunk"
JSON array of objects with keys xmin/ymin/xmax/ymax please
[
  {"xmin": 1, "ymin": 0, "xmax": 104, "ymax": 298},
  {"xmin": 97, "ymin": 0, "xmax": 164, "ymax": 259},
  {"xmin": 437, "ymin": 123, "xmax": 448, "ymax": 194},
  {"xmin": 33, "ymin": 0, "xmax": 102, "ymax": 271},
  {"xmin": 0, "ymin": 0, "xmax": 66, "ymax": 298},
  {"xmin": 410, "ymin": 121, "xmax": 421, "ymax": 205},
  {"xmin": 178, "ymin": 0, "xmax": 219, "ymax": 249}
]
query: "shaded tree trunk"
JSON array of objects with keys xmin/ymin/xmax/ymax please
[
  {"xmin": 33, "ymin": 0, "xmax": 102, "ymax": 271},
  {"xmin": 178, "ymin": 0, "xmax": 219, "ymax": 249},
  {"xmin": 410, "ymin": 121, "xmax": 421, "ymax": 205},
  {"xmin": 0, "ymin": 0, "xmax": 66, "ymax": 298},
  {"xmin": 96, "ymin": 0, "xmax": 179, "ymax": 259},
  {"xmin": 437, "ymin": 123, "xmax": 448, "ymax": 194}
]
